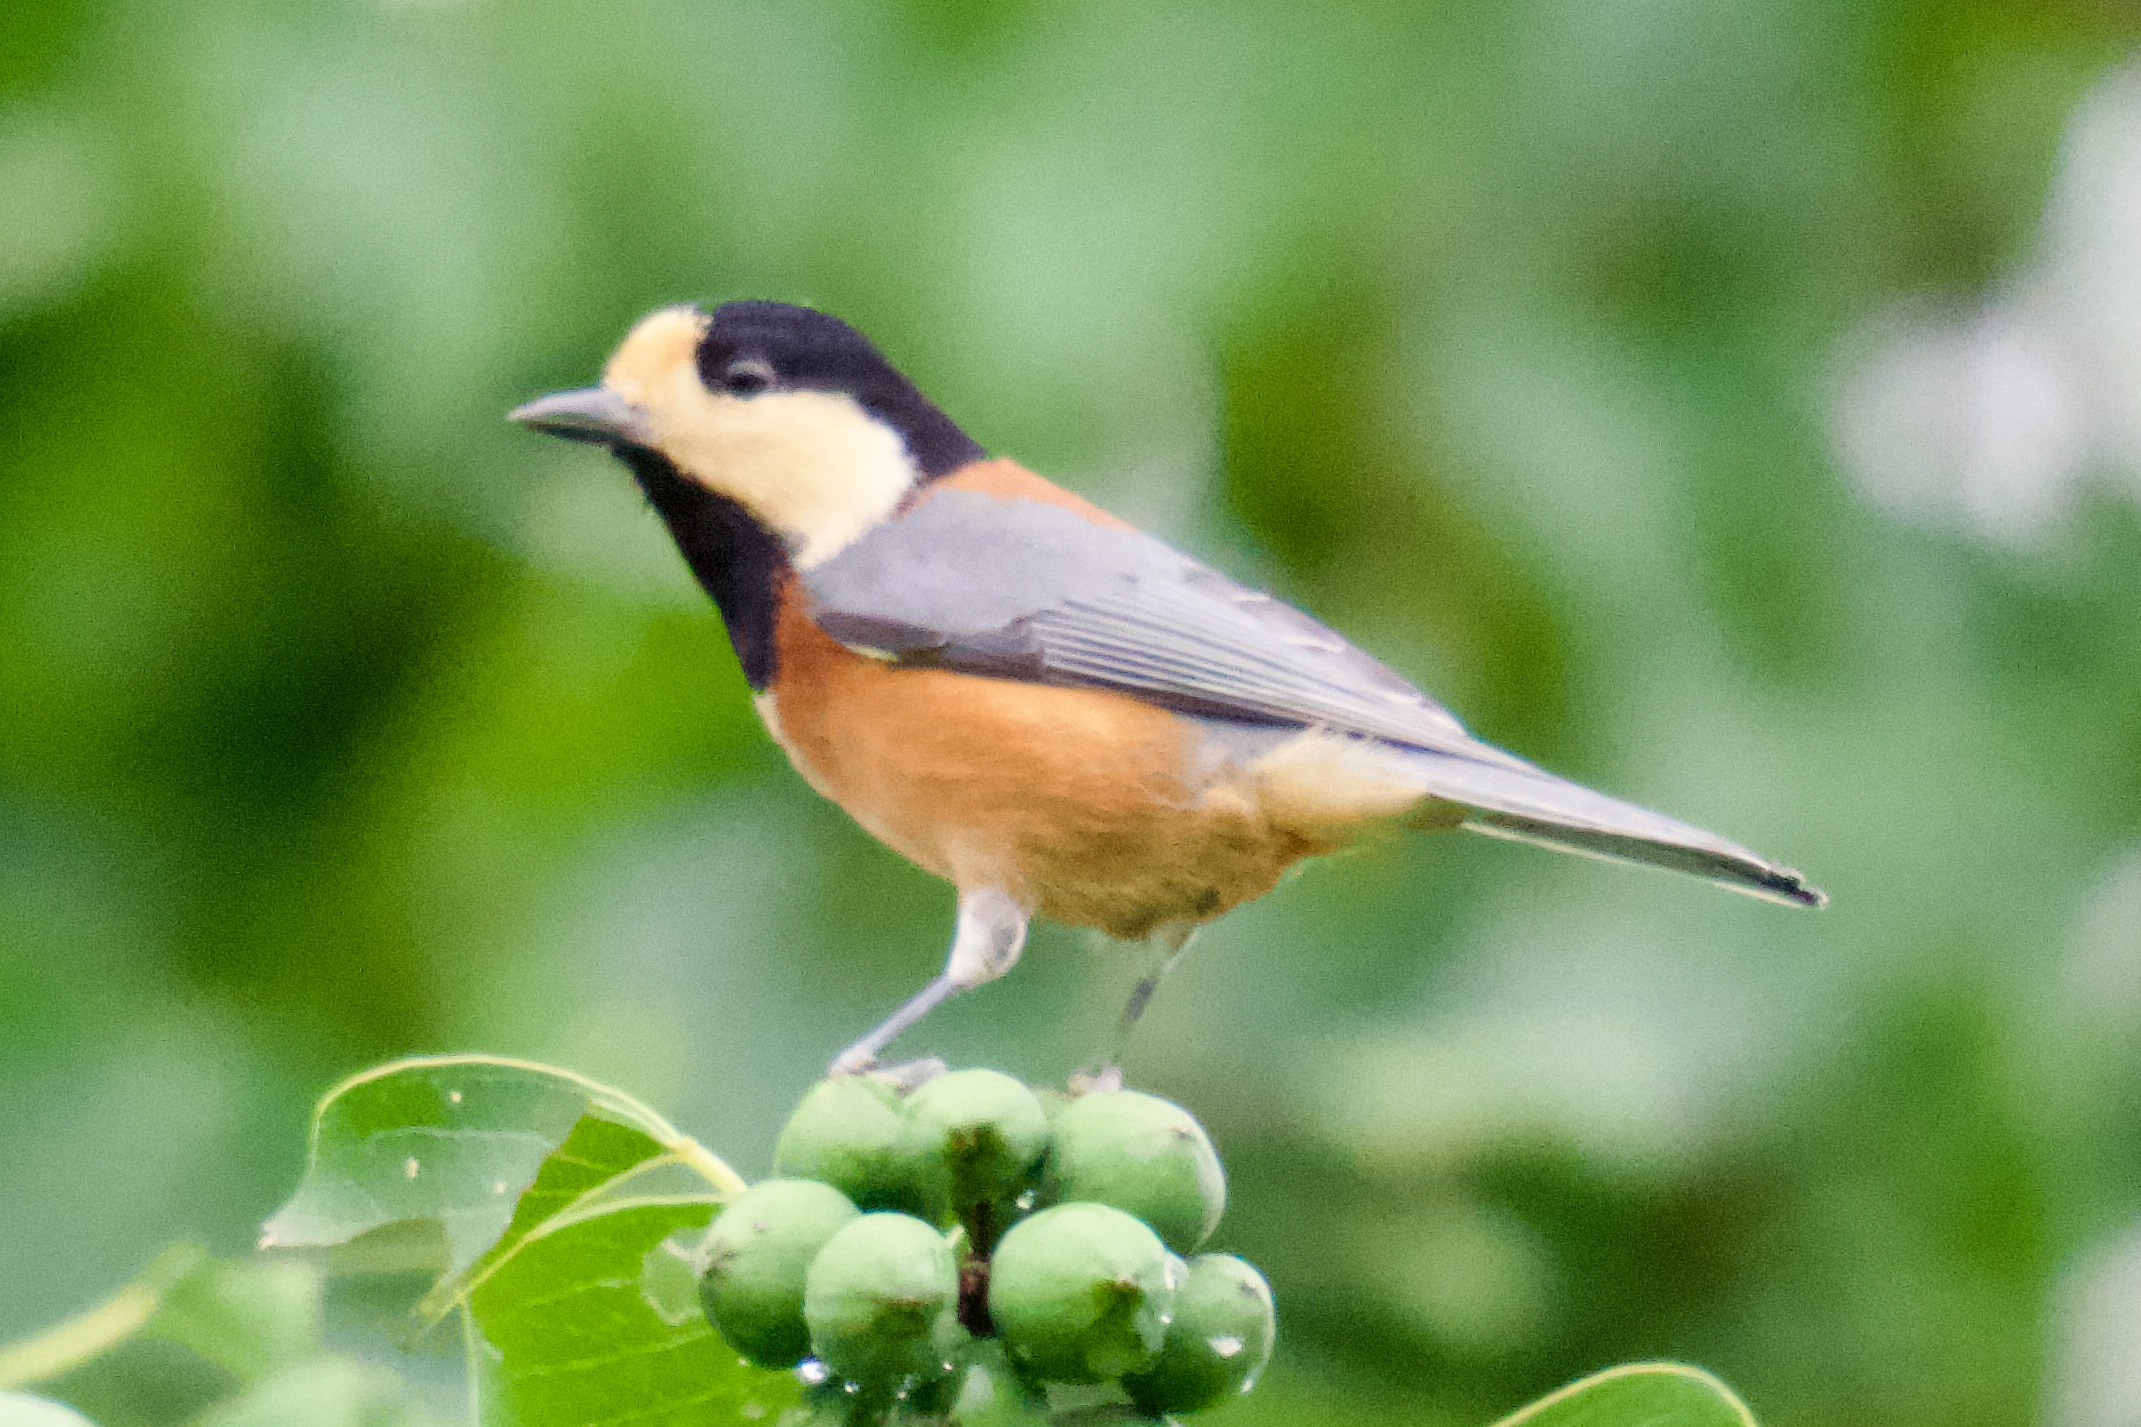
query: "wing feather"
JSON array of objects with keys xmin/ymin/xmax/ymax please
[
  {"xmin": 805, "ymin": 489, "xmax": 1483, "ymax": 754},
  {"xmin": 802, "ymin": 488, "xmax": 1823, "ymax": 907}
]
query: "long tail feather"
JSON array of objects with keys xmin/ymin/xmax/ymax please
[{"xmin": 1400, "ymin": 748, "xmax": 1826, "ymax": 907}]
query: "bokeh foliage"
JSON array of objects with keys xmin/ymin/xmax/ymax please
[{"xmin": 5, "ymin": 2, "xmax": 2141, "ymax": 1427}]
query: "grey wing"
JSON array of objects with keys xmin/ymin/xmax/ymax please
[
  {"xmin": 803, "ymin": 491, "xmax": 1823, "ymax": 907},
  {"xmin": 802, "ymin": 489, "xmax": 1494, "ymax": 758}
]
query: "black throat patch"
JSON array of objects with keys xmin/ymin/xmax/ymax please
[{"xmin": 615, "ymin": 446, "xmax": 786, "ymax": 690}]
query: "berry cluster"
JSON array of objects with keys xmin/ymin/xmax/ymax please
[{"xmin": 697, "ymin": 1068, "xmax": 1274, "ymax": 1422}]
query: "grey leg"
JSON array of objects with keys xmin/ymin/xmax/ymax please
[
  {"xmin": 1079, "ymin": 923, "xmax": 1200, "ymax": 1091},
  {"xmin": 830, "ymin": 888, "xmax": 1028, "ymax": 1077}
]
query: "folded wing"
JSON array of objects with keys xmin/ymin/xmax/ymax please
[{"xmin": 804, "ymin": 490, "xmax": 1821, "ymax": 906}]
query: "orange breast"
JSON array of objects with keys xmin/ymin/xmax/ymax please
[{"xmin": 758, "ymin": 575, "xmax": 1326, "ymax": 940}]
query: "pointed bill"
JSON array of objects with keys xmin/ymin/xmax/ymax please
[{"xmin": 509, "ymin": 387, "xmax": 648, "ymax": 445}]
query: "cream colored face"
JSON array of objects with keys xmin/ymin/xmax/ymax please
[{"xmin": 598, "ymin": 305, "xmax": 922, "ymax": 568}]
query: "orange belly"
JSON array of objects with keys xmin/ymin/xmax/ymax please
[{"xmin": 758, "ymin": 587, "xmax": 1330, "ymax": 939}]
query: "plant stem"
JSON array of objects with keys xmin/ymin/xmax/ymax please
[
  {"xmin": 673, "ymin": 1135, "xmax": 749, "ymax": 1199},
  {"xmin": 0, "ymin": 1245, "xmax": 204, "ymax": 1390}
]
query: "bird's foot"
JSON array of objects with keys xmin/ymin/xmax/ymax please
[
  {"xmin": 1067, "ymin": 1062, "xmax": 1124, "ymax": 1096},
  {"xmin": 827, "ymin": 1051, "xmax": 947, "ymax": 1093}
]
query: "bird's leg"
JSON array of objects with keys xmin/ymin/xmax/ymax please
[
  {"xmin": 829, "ymin": 887, "xmax": 1028, "ymax": 1077},
  {"xmin": 1075, "ymin": 922, "xmax": 1200, "ymax": 1093}
]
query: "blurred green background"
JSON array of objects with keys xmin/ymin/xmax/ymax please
[{"xmin": 7, "ymin": 1, "xmax": 2141, "ymax": 1425}]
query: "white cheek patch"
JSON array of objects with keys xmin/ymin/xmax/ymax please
[
  {"xmin": 594, "ymin": 303, "xmax": 923, "ymax": 567},
  {"xmin": 654, "ymin": 384, "xmax": 921, "ymax": 568}
]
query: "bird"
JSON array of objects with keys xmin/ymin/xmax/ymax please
[{"xmin": 511, "ymin": 300, "xmax": 1823, "ymax": 1078}]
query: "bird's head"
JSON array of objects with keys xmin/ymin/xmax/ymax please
[{"xmin": 511, "ymin": 301, "xmax": 983, "ymax": 566}]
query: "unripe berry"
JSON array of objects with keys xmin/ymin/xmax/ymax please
[
  {"xmin": 948, "ymin": 1340, "xmax": 1051, "ymax": 1426},
  {"xmin": 1122, "ymin": 1254, "xmax": 1275, "ymax": 1415},
  {"xmin": 986, "ymin": 1202, "xmax": 1181, "ymax": 1384},
  {"xmin": 802, "ymin": 1212, "xmax": 961, "ymax": 1386},
  {"xmin": 1047, "ymin": 1091, "xmax": 1225, "ymax": 1253},
  {"xmin": 773, "ymin": 1076, "xmax": 916, "ymax": 1213},
  {"xmin": 697, "ymin": 1179, "xmax": 861, "ymax": 1368},
  {"xmin": 898, "ymin": 1069, "xmax": 1049, "ymax": 1244}
]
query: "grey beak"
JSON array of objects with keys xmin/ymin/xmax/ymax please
[{"xmin": 508, "ymin": 387, "xmax": 649, "ymax": 446}]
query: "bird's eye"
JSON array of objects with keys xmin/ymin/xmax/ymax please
[{"xmin": 721, "ymin": 360, "xmax": 775, "ymax": 397}]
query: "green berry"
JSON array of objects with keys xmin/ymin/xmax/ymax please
[
  {"xmin": 987, "ymin": 1202, "xmax": 1180, "ymax": 1384},
  {"xmin": 1048, "ymin": 1091, "xmax": 1225, "ymax": 1253},
  {"xmin": 698, "ymin": 1179, "xmax": 861, "ymax": 1368},
  {"xmin": 949, "ymin": 1340, "xmax": 1051, "ymax": 1426},
  {"xmin": 1122, "ymin": 1254, "xmax": 1276, "ymax": 1415},
  {"xmin": 802, "ymin": 1212, "xmax": 961, "ymax": 1386},
  {"xmin": 773, "ymin": 1076, "xmax": 916, "ymax": 1212},
  {"xmin": 899, "ymin": 1069, "xmax": 1049, "ymax": 1240}
]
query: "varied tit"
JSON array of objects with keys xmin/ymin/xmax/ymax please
[{"xmin": 512, "ymin": 301, "xmax": 1823, "ymax": 1076}]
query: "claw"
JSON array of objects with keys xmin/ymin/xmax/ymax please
[
  {"xmin": 880, "ymin": 1057, "xmax": 949, "ymax": 1093},
  {"xmin": 828, "ymin": 1051, "xmax": 947, "ymax": 1093},
  {"xmin": 1067, "ymin": 1064, "xmax": 1124, "ymax": 1096},
  {"xmin": 828, "ymin": 1045, "xmax": 877, "ymax": 1078}
]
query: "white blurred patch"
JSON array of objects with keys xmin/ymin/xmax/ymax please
[
  {"xmin": 1832, "ymin": 67, "xmax": 2141, "ymax": 545},
  {"xmin": 1833, "ymin": 303, "xmax": 2087, "ymax": 541},
  {"xmin": 2052, "ymin": 1221, "xmax": 2141, "ymax": 1427}
]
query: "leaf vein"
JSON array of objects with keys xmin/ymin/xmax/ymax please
[{"xmin": 503, "ymin": 1327, "xmax": 707, "ymax": 1381}]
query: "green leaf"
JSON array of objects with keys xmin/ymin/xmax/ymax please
[
  {"xmin": 261, "ymin": 1056, "xmax": 770, "ymax": 1425},
  {"xmin": 262, "ymin": 1057, "xmax": 773, "ymax": 1426},
  {"xmin": 261, "ymin": 1055, "xmax": 745, "ymax": 1285},
  {"xmin": 418, "ymin": 1113, "xmax": 670, "ymax": 1321},
  {"xmin": 0, "ymin": 1395, "xmax": 99, "ymax": 1427},
  {"xmin": 0, "ymin": 1248, "xmax": 197, "ymax": 1392},
  {"xmin": 467, "ymin": 1191, "xmax": 798, "ymax": 1427},
  {"xmin": 147, "ymin": 1256, "xmax": 322, "ymax": 1384},
  {"xmin": 0, "ymin": 1248, "xmax": 320, "ymax": 1393},
  {"xmin": 1492, "ymin": 1364, "xmax": 1757, "ymax": 1427}
]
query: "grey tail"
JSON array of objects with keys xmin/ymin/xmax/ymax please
[{"xmin": 1401, "ymin": 747, "xmax": 1826, "ymax": 908}]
